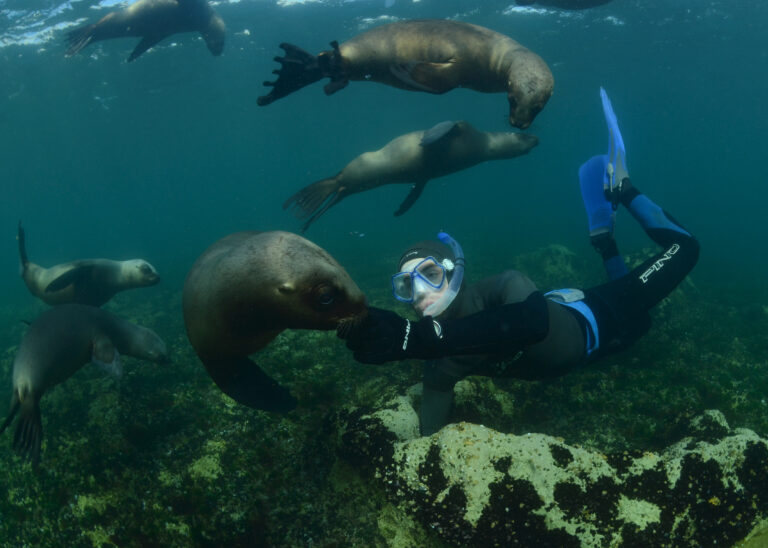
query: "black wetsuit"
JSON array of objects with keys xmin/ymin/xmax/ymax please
[{"xmin": 420, "ymin": 185, "xmax": 699, "ymax": 435}]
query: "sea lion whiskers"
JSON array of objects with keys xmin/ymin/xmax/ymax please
[{"xmin": 336, "ymin": 311, "xmax": 367, "ymax": 339}]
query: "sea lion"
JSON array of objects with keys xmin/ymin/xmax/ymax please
[
  {"xmin": 18, "ymin": 222, "xmax": 160, "ymax": 307},
  {"xmin": 64, "ymin": 0, "xmax": 226, "ymax": 62},
  {"xmin": 257, "ymin": 19, "xmax": 554, "ymax": 129},
  {"xmin": 0, "ymin": 304, "xmax": 169, "ymax": 464},
  {"xmin": 284, "ymin": 120, "xmax": 539, "ymax": 231},
  {"xmin": 182, "ymin": 231, "xmax": 366, "ymax": 412}
]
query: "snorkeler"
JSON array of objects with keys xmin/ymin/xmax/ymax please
[{"xmin": 340, "ymin": 88, "xmax": 700, "ymax": 435}]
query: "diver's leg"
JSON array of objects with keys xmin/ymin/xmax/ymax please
[
  {"xmin": 584, "ymin": 181, "xmax": 699, "ymax": 356},
  {"xmin": 420, "ymin": 361, "xmax": 460, "ymax": 436},
  {"xmin": 579, "ymin": 154, "xmax": 628, "ymax": 281},
  {"xmin": 618, "ymin": 181, "xmax": 700, "ymax": 310}
]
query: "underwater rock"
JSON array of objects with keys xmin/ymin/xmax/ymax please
[{"xmin": 338, "ymin": 394, "xmax": 768, "ymax": 546}]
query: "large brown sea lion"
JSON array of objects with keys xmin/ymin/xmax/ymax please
[
  {"xmin": 257, "ymin": 19, "xmax": 554, "ymax": 129},
  {"xmin": 0, "ymin": 304, "xmax": 169, "ymax": 464},
  {"xmin": 18, "ymin": 222, "xmax": 160, "ymax": 307},
  {"xmin": 64, "ymin": 0, "xmax": 226, "ymax": 62},
  {"xmin": 284, "ymin": 120, "xmax": 539, "ymax": 232},
  {"xmin": 182, "ymin": 231, "xmax": 366, "ymax": 412}
]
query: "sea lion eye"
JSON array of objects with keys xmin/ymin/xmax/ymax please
[
  {"xmin": 314, "ymin": 285, "xmax": 337, "ymax": 308},
  {"xmin": 140, "ymin": 264, "xmax": 151, "ymax": 274},
  {"xmin": 318, "ymin": 291, "xmax": 335, "ymax": 306}
]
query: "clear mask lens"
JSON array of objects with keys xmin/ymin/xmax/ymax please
[{"xmin": 391, "ymin": 257, "xmax": 446, "ymax": 303}]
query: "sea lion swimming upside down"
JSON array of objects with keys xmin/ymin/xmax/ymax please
[
  {"xmin": 183, "ymin": 231, "xmax": 367, "ymax": 412},
  {"xmin": 257, "ymin": 19, "xmax": 554, "ymax": 129}
]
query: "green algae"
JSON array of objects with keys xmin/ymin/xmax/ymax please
[{"xmin": 0, "ymin": 244, "xmax": 766, "ymax": 546}]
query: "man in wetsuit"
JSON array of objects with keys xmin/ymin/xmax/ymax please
[{"xmin": 340, "ymin": 88, "xmax": 700, "ymax": 435}]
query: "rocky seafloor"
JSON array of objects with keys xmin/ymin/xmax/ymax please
[{"xmin": 1, "ymin": 245, "xmax": 767, "ymax": 547}]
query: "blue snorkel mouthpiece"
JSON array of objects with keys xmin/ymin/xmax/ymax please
[{"xmin": 423, "ymin": 231, "xmax": 465, "ymax": 317}]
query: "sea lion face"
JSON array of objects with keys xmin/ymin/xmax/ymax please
[
  {"xmin": 507, "ymin": 67, "xmax": 554, "ymax": 129},
  {"xmin": 275, "ymin": 255, "xmax": 367, "ymax": 330},
  {"xmin": 131, "ymin": 326, "xmax": 170, "ymax": 364},
  {"xmin": 123, "ymin": 259, "xmax": 160, "ymax": 287},
  {"xmin": 202, "ymin": 14, "xmax": 226, "ymax": 56}
]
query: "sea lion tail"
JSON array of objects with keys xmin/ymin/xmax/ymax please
[
  {"xmin": 12, "ymin": 396, "xmax": 43, "ymax": 465},
  {"xmin": 283, "ymin": 176, "xmax": 344, "ymax": 232},
  {"xmin": 203, "ymin": 356, "xmax": 297, "ymax": 412},
  {"xmin": 16, "ymin": 220, "xmax": 28, "ymax": 273},
  {"xmin": 64, "ymin": 23, "xmax": 97, "ymax": 57},
  {"xmin": 258, "ymin": 41, "xmax": 346, "ymax": 106}
]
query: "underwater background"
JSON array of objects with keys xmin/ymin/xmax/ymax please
[{"xmin": 1, "ymin": 0, "xmax": 767, "ymax": 545}]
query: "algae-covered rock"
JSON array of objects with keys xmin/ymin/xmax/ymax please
[{"xmin": 339, "ymin": 394, "xmax": 768, "ymax": 547}]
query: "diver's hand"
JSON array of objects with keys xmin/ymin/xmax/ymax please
[{"xmin": 340, "ymin": 307, "xmax": 443, "ymax": 364}]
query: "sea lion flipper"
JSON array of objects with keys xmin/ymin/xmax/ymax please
[
  {"xmin": 389, "ymin": 62, "xmax": 453, "ymax": 94},
  {"xmin": 283, "ymin": 176, "xmax": 344, "ymax": 232},
  {"xmin": 420, "ymin": 121, "xmax": 458, "ymax": 146},
  {"xmin": 12, "ymin": 398, "xmax": 42, "ymax": 465},
  {"xmin": 17, "ymin": 220, "xmax": 28, "ymax": 273},
  {"xmin": 64, "ymin": 23, "xmax": 97, "ymax": 57},
  {"xmin": 394, "ymin": 181, "xmax": 427, "ymax": 217},
  {"xmin": 205, "ymin": 356, "xmax": 297, "ymax": 412},
  {"xmin": 258, "ymin": 42, "xmax": 326, "ymax": 106},
  {"xmin": 92, "ymin": 337, "xmax": 123, "ymax": 377},
  {"xmin": 128, "ymin": 35, "xmax": 164, "ymax": 62},
  {"xmin": 0, "ymin": 397, "xmax": 20, "ymax": 437},
  {"xmin": 45, "ymin": 265, "xmax": 94, "ymax": 293}
]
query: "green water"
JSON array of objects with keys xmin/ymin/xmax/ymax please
[{"xmin": 0, "ymin": 0, "xmax": 767, "ymax": 545}]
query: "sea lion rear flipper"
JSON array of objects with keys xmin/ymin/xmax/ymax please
[
  {"xmin": 258, "ymin": 42, "xmax": 327, "ymax": 106},
  {"xmin": 283, "ymin": 176, "xmax": 344, "ymax": 232},
  {"xmin": 389, "ymin": 62, "xmax": 454, "ymax": 94},
  {"xmin": 13, "ymin": 398, "xmax": 42, "ymax": 465},
  {"xmin": 92, "ymin": 337, "xmax": 123, "ymax": 378},
  {"xmin": 420, "ymin": 121, "xmax": 458, "ymax": 146},
  {"xmin": 45, "ymin": 265, "xmax": 94, "ymax": 293},
  {"xmin": 394, "ymin": 181, "xmax": 427, "ymax": 217},
  {"xmin": 205, "ymin": 356, "xmax": 297, "ymax": 412},
  {"xmin": 0, "ymin": 396, "xmax": 20, "ymax": 437},
  {"xmin": 128, "ymin": 35, "xmax": 164, "ymax": 62},
  {"xmin": 64, "ymin": 23, "xmax": 97, "ymax": 57}
]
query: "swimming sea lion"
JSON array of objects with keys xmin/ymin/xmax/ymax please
[
  {"xmin": 18, "ymin": 222, "xmax": 160, "ymax": 307},
  {"xmin": 284, "ymin": 120, "xmax": 539, "ymax": 231},
  {"xmin": 182, "ymin": 231, "xmax": 366, "ymax": 412},
  {"xmin": 0, "ymin": 304, "xmax": 169, "ymax": 464},
  {"xmin": 257, "ymin": 19, "xmax": 554, "ymax": 129},
  {"xmin": 64, "ymin": 0, "xmax": 226, "ymax": 62}
]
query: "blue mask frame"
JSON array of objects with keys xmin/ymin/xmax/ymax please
[{"xmin": 391, "ymin": 257, "xmax": 447, "ymax": 303}]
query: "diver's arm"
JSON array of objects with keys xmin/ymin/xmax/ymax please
[{"xmin": 341, "ymin": 292, "xmax": 549, "ymax": 365}]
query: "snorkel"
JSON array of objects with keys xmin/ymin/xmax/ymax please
[{"xmin": 422, "ymin": 232, "xmax": 465, "ymax": 317}]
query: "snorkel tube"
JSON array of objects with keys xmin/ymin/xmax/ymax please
[{"xmin": 423, "ymin": 231, "xmax": 465, "ymax": 317}]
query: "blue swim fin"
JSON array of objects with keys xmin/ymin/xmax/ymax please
[
  {"xmin": 579, "ymin": 154, "xmax": 614, "ymax": 236},
  {"xmin": 600, "ymin": 87, "xmax": 629, "ymax": 203}
]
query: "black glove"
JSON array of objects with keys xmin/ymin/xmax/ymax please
[
  {"xmin": 340, "ymin": 292, "xmax": 549, "ymax": 365},
  {"xmin": 339, "ymin": 307, "xmax": 444, "ymax": 364}
]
